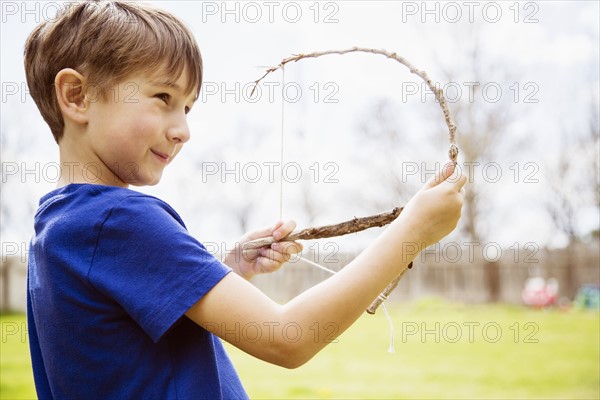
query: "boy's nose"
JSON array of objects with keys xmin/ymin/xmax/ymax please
[{"xmin": 167, "ymin": 120, "xmax": 190, "ymax": 144}]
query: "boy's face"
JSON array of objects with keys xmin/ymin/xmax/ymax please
[{"xmin": 83, "ymin": 67, "xmax": 197, "ymax": 187}]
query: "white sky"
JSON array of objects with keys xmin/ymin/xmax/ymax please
[{"xmin": 1, "ymin": 1, "xmax": 599, "ymax": 255}]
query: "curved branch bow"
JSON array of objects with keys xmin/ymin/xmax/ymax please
[{"xmin": 244, "ymin": 47, "xmax": 459, "ymax": 313}]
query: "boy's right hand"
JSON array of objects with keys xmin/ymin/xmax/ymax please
[{"xmin": 397, "ymin": 162, "xmax": 467, "ymax": 249}]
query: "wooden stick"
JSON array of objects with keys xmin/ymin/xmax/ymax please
[
  {"xmin": 243, "ymin": 207, "xmax": 404, "ymax": 250},
  {"xmin": 366, "ymin": 262, "xmax": 412, "ymax": 314}
]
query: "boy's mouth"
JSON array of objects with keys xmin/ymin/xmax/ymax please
[{"xmin": 151, "ymin": 149, "xmax": 170, "ymax": 163}]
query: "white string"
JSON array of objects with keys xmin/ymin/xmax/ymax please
[
  {"xmin": 279, "ymin": 65, "xmax": 285, "ymax": 221},
  {"xmin": 381, "ymin": 303, "xmax": 396, "ymax": 354},
  {"xmin": 299, "ymin": 256, "xmax": 337, "ymax": 275},
  {"xmin": 301, "ymin": 258, "xmax": 396, "ymax": 354}
]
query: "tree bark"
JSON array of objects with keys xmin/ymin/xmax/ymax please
[{"xmin": 243, "ymin": 207, "xmax": 404, "ymax": 250}]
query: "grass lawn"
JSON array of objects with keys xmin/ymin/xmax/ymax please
[
  {"xmin": 0, "ymin": 314, "xmax": 33, "ymax": 399},
  {"xmin": 1, "ymin": 301, "xmax": 599, "ymax": 399}
]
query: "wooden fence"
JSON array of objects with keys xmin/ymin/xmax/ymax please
[
  {"xmin": 2, "ymin": 243, "xmax": 598, "ymax": 312},
  {"xmin": 251, "ymin": 242, "xmax": 600, "ymax": 304}
]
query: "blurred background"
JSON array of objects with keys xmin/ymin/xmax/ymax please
[{"xmin": 1, "ymin": 1, "xmax": 599, "ymax": 399}]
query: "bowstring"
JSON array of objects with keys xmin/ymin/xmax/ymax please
[{"xmin": 279, "ymin": 66, "xmax": 285, "ymax": 221}]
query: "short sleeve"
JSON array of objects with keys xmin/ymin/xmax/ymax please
[{"xmin": 89, "ymin": 195, "xmax": 230, "ymax": 342}]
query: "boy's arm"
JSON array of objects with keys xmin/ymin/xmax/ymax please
[{"xmin": 186, "ymin": 164, "xmax": 466, "ymax": 368}]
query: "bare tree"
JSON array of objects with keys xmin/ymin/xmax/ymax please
[
  {"xmin": 422, "ymin": 26, "xmax": 523, "ymax": 301},
  {"xmin": 545, "ymin": 92, "xmax": 600, "ymax": 297},
  {"xmin": 349, "ymin": 31, "xmax": 519, "ymax": 301},
  {"xmin": 586, "ymin": 97, "xmax": 600, "ymax": 213},
  {"xmin": 356, "ymin": 98, "xmax": 423, "ymax": 210}
]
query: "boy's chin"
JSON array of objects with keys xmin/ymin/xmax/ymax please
[
  {"xmin": 126, "ymin": 174, "xmax": 163, "ymax": 187},
  {"xmin": 132, "ymin": 179, "xmax": 161, "ymax": 187}
]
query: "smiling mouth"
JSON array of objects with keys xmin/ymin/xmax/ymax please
[{"xmin": 151, "ymin": 149, "xmax": 170, "ymax": 163}]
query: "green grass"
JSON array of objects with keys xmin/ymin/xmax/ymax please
[
  {"xmin": 2, "ymin": 301, "xmax": 599, "ymax": 399},
  {"xmin": 0, "ymin": 315, "xmax": 34, "ymax": 400}
]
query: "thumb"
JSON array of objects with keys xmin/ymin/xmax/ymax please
[{"xmin": 423, "ymin": 162, "xmax": 455, "ymax": 190}]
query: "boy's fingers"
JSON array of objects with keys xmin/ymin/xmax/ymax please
[
  {"xmin": 243, "ymin": 220, "xmax": 296, "ymax": 248},
  {"xmin": 246, "ymin": 221, "xmax": 284, "ymax": 241},
  {"xmin": 256, "ymin": 256, "xmax": 285, "ymax": 273},
  {"xmin": 455, "ymin": 173, "xmax": 468, "ymax": 192},
  {"xmin": 271, "ymin": 241, "xmax": 303, "ymax": 255},
  {"xmin": 441, "ymin": 169, "xmax": 468, "ymax": 192},
  {"xmin": 272, "ymin": 220, "xmax": 296, "ymax": 241},
  {"xmin": 424, "ymin": 162, "xmax": 455, "ymax": 190},
  {"xmin": 259, "ymin": 248, "xmax": 287, "ymax": 264}
]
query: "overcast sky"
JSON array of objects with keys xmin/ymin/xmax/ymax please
[{"xmin": 1, "ymin": 1, "xmax": 599, "ymax": 255}]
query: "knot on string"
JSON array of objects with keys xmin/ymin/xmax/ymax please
[{"xmin": 449, "ymin": 144, "xmax": 459, "ymax": 164}]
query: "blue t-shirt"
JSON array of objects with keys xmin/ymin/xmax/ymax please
[{"xmin": 27, "ymin": 184, "xmax": 248, "ymax": 399}]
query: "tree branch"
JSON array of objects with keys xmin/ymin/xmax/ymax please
[{"xmin": 366, "ymin": 262, "xmax": 412, "ymax": 314}]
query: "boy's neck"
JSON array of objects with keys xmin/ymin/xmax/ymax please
[{"xmin": 57, "ymin": 135, "xmax": 128, "ymax": 189}]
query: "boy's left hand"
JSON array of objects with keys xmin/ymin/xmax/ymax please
[{"xmin": 222, "ymin": 221, "xmax": 303, "ymax": 280}]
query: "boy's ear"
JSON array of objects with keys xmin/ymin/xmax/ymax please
[{"xmin": 54, "ymin": 68, "xmax": 89, "ymax": 125}]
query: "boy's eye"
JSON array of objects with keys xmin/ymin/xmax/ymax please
[{"xmin": 155, "ymin": 93, "xmax": 170, "ymax": 104}]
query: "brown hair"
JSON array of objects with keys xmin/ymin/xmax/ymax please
[{"xmin": 24, "ymin": 0, "xmax": 203, "ymax": 143}]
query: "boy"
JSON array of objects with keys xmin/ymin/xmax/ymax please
[{"xmin": 24, "ymin": 1, "xmax": 466, "ymax": 399}]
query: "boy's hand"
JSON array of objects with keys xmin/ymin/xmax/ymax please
[
  {"xmin": 397, "ymin": 162, "xmax": 467, "ymax": 249},
  {"xmin": 222, "ymin": 221, "xmax": 303, "ymax": 280}
]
